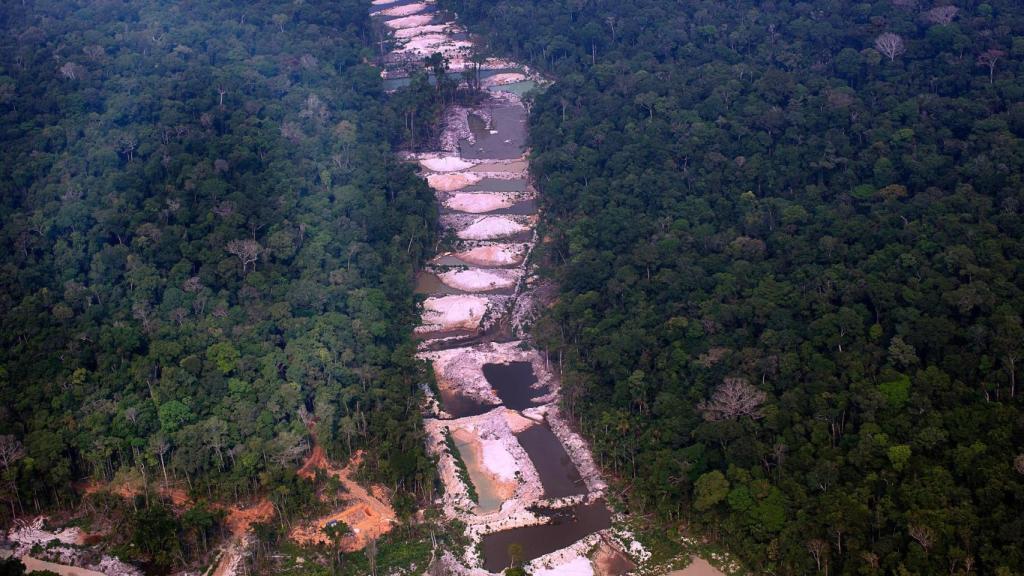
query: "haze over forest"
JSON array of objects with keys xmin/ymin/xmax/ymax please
[{"xmin": 1, "ymin": 0, "xmax": 1023, "ymax": 575}]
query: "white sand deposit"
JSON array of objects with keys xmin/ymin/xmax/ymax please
[
  {"xmin": 480, "ymin": 436, "xmax": 518, "ymax": 483},
  {"xmin": 384, "ymin": 14, "xmax": 434, "ymax": 29},
  {"xmin": 456, "ymin": 244, "xmax": 528, "ymax": 266},
  {"xmin": 420, "ymin": 156, "xmax": 477, "ymax": 172},
  {"xmin": 483, "ymin": 72, "xmax": 528, "ymax": 87},
  {"xmin": 444, "ymin": 192, "xmax": 514, "ymax": 213},
  {"xmin": 398, "ymin": 34, "xmax": 469, "ymax": 54},
  {"xmin": 380, "ymin": 2, "xmax": 427, "ymax": 17},
  {"xmin": 416, "ymin": 294, "xmax": 489, "ymax": 333},
  {"xmin": 395, "ymin": 24, "xmax": 450, "ymax": 39},
  {"xmin": 427, "ymin": 172, "xmax": 483, "ymax": 191},
  {"xmin": 458, "ymin": 216, "xmax": 529, "ymax": 240},
  {"xmin": 534, "ymin": 556, "xmax": 594, "ymax": 576},
  {"xmin": 439, "ymin": 269, "xmax": 518, "ymax": 292},
  {"xmin": 371, "ymin": 0, "xmax": 399, "ymax": 4}
]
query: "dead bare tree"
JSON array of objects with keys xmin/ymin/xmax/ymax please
[
  {"xmin": 0, "ymin": 435, "xmax": 25, "ymax": 517},
  {"xmin": 83, "ymin": 45, "xmax": 105, "ymax": 61},
  {"xmin": 908, "ymin": 523, "xmax": 936, "ymax": 553},
  {"xmin": 225, "ymin": 239, "xmax": 262, "ymax": 273},
  {"xmin": 921, "ymin": 5, "xmax": 958, "ymax": 25},
  {"xmin": 59, "ymin": 61, "xmax": 84, "ymax": 80},
  {"xmin": 119, "ymin": 137, "xmax": 137, "ymax": 161},
  {"xmin": 698, "ymin": 377, "xmax": 767, "ymax": 421},
  {"xmin": 977, "ymin": 49, "xmax": 1006, "ymax": 85},
  {"xmin": 806, "ymin": 539, "xmax": 828, "ymax": 573},
  {"xmin": 604, "ymin": 15, "xmax": 618, "ymax": 42},
  {"xmin": 875, "ymin": 33, "xmax": 906, "ymax": 62},
  {"xmin": 149, "ymin": 435, "xmax": 171, "ymax": 488},
  {"xmin": 0, "ymin": 435, "xmax": 24, "ymax": 473}
]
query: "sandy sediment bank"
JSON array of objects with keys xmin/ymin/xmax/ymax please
[
  {"xmin": 394, "ymin": 23, "xmax": 451, "ymax": 38},
  {"xmin": 440, "ymin": 213, "xmax": 536, "ymax": 240},
  {"xmin": 384, "ymin": 14, "xmax": 434, "ymax": 29},
  {"xmin": 428, "ymin": 171, "xmax": 483, "ymax": 191},
  {"xmin": 416, "ymin": 294, "xmax": 494, "ymax": 334},
  {"xmin": 443, "ymin": 192, "xmax": 517, "ymax": 213},
  {"xmin": 447, "ymin": 243, "xmax": 529, "ymax": 267},
  {"xmin": 481, "ymin": 72, "xmax": 528, "ymax": 88},
  {"xmin": 439, "ymin": 268, "xmax": 520, "ymax": 291},
  {"xmin": 420, "ymin": 156, "xmax": 478, "ymax": 172},
  {"xmin": 380, "ymin": 2, "xmax": 428, "ymax": 17}
]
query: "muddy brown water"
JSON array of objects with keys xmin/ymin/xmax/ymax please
[
  {"xmin": 515, "ymin": 424, "xmax": 586, "ymax": 499},
  {"xmin": 415, "ymin": 271, "xmax": 460, "ymax": 295},
  {"xmin": 453, "ymin": 433, "xmax": 506, "ymax": 514},
  {"xmin": 415, "ymin": 271, "xmax": 515, "ymax": 296},
  {"xmin": 480, "ymin": 500, "xmax": 612, "ymax": 572},
  {"xmin": 460, "ymin": 105, "xmax": 527, "ymax": 160},
  {"xmin": 481, "ymin": 362, "xmax": 545, "ymax": 410},
  {"xmin": 431, "ymin": 252, "xmax": 524, "ymax": 269}
]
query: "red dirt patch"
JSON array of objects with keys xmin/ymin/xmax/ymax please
[{"xmin": 290, "ymin": 449, "xmax": 397, "ymax": 551}]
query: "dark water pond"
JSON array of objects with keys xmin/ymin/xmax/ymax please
[
  {"xmin": 481, "ymin": 500, "xmax": 611, "ymax": 572},
  {"xmin": 516, "ymin": 424, "xmax": 585, "ymax": 499},
  {"xmin": 463, "ymin": 177, "xmax": 528, "ymax": 192},
  {"xmin": 482, "ymin": 362, "xmax": 544, "ymax": 410},
  {"xmin": 436, "ymin": 386, "xmax": 497, "ymax": 419},
  {"xmin": 460, "ymin": 105, "xmax": 527, "ymax": 160},
  {"xmin": 491, "ymin": 198, "xmax": 537, "ymax": 216}
]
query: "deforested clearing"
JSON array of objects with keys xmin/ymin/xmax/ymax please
[
  {"xmin": 379, "ymin": 2, "xmax": 427, "ymax": 17},
  {"xmin": 384, "ymin": 14, "xmax": 434, "ymax": 29},
  {"xmin": 444, "ymin": 192, "xmax": 514, "ymax": 213},
  {"xmin": 417, "ymin": 294, "xmax": 489, "ymax": 332},
  {"xmin": 420, "ymin": 156, "xmax": 477, "ymax": 172},
  {"xmin": 667, "ymin": 557, "xmax": 727, "ymax": 576},
  {"xmin": 458, "ymin": 216, "xmax": 529, "ymax": 240},
  {"xmin": 439, "ymin": 268, "xmax": 518, "ymax": 292},
  {"xmin": 427, "ymin": 172, "xmax": 483, "ymax": 191},
  {"xmin": 455, "ymin": 243, "xmax": 528, "ymax": 266}
]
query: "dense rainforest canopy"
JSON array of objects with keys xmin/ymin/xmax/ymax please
[
  {"xmin": 0, "ymin": 0, "xmax": 447, "ymax": 567},
  {"xmin": 441, "ymin": 0, "xmax": 1024, "ymax": 574}
]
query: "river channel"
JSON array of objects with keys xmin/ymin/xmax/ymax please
[{"xmin": 371, "ymin": 1, "xmax": 630, "ymax": 573}]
